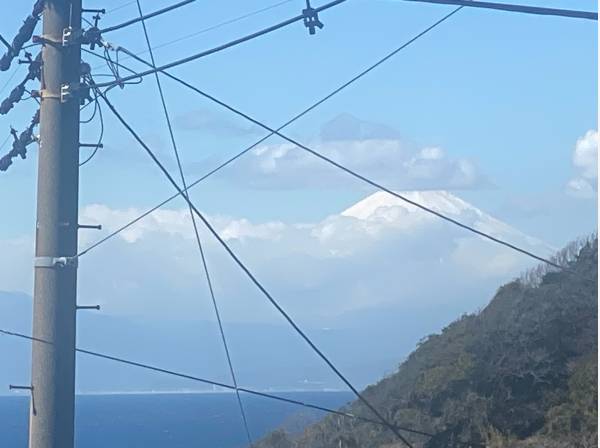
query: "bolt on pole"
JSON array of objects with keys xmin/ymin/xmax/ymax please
[{"xmin": 29, "ymin": 1, "xmax": 82, "ymax": 448}]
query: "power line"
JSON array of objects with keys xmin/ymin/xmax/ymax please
[
  {"xmin": 0, "ymin": 327, "xmax": 477, "ymax": 444},
  {"xmin": 134, "ymin": 1, "xmax": 253, "ymax": 445},
  {"xmin": 398, "ymin": 0, "xmax": 597, "ymax": 21},
  {"xmin": 91, "ymin": 0, "xmax": 349, "ymax": 89},
  {"xmin": 107, "ymin": 0, "xmax": 137, "ymax": 14},
  {"xmin": 97, "ymin": 91, "xmax": 415, "ymax": 448},
  {"xmin": 100, "ymin": 0, "xmax": 197, "ymax": 34},
  {"xmin": 78, "ymin": 6, "xmax": 463, "ymax": 257},
  {"xmin": 0, "ymin": 66, "xmax": 22, "ymax": 97},
  {"xmin": 114, "ymin": 31, "xmax": 568, "ymax": 273},
  {"xmin": 79, "ymin": 83, "xmax": 104, "ymax": 167},
  {"xmin": 105, "ymin": 0, "xmax": 295, "ymax": 68}
]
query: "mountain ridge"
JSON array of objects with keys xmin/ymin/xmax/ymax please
[{"xmin": 255, "ymin": 236, "xmax": 598, "ymax": 448}]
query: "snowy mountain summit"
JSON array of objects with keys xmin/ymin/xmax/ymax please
[{"xmin": 341, "ymin": 190, "xmax": 550, "ymax": 251}]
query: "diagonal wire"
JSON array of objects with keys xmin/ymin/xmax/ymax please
[
  {"xmin": 101, "ymin": 0, "xmax": 197, "ymax": 34},
  {"xmin": 97, "ymin": 91, "xmax": 416, "ymax": 448},
  {"xmin": 115, "ymin": 5, "xmax": 585, "ymax": 274},
  {"xmin": 131, "ymin": 0, "xmax": 295, "ymax": 59},
  {"xmin": 399, "ymin": 0, "xmax": 597, "ymax": 21},
  {"xmin": 0, "ymin": 66, "xmax": 22, "ymax": 96},
  {"xmin": 106, "ymin": 10, "xmax": 585, "ymax": 275},
  {"xmin": 107, "ymin": 0, "xmax": 137, "ymax": 14},
  {"xmin": 78, "ymin": 6, "xmax": 463, "ymax": 258},
  {"xmin": 79, "ymin": 82, "xmax": 104, "ymax": 167},
  {"xmin": 91, "ymin": 0, "xmax": 349, "ymax": 89},
  {"xmin": 134, "ymin": 1, "xmax": 253, "ymax": 445},
  {"xmin": 0, "ymin": 327, "xmax": 484, "ymax": 446},
  {"xmin": 91, "ymin": 0, "xmax": 296, "ymax": 72}
]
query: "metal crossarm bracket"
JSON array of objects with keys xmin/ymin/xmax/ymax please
[
  {"xmin": 76, "ymin": 305, "xmax": 100, "ymax": 311},
  {"xmin": 32, "ymin": 89, "xmax": 61, "ymax": 101},
  {"xmin": 33, "ymin": 86, "xmax": 79, "ymax": 104},
  {"xmin": 9, "ymin": 385, "xmax": 33, "ymax": 391},
  {"xmin": 32, "ymin": 34, "xmax": 63, "ymax": 46},
  {"xmin": 34, "ymin": 256, "xmax": 78, "ymax": 269},
  {"xmin": 78, "ymin": 223, "xmax": 102, "ymax": 230}
]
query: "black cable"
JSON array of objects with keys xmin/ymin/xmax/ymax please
[
  {"xmin": 100, "ymin": 0, "xmax": 197, "ymax": 34},
  {"xmin": 82, "ymin": 48, "xmax": 143, "ymax": 90},
  {"xmin": 91, "ymin": 0, "xmax": 349, "ymax": 89},
  {"xmin": 0, "ymin": 327, "xmax": 480, "ymax": 444},
  {"xmin": 399, "ymin": 0, "xmax": 597, "ymax": 21},
  {"xmin": 107, "ymin": 0, "xmax": 137, "ymax": 14},
  {"xmin": 117, "ymin": 16, "xmax": 570, "ymax": 276},
  {"xmin": 90, "ymin": 0, "xmax": 296, "ymax": 73},
  {"xmin": 148, "ymin": 0, "xmax": 296, "ymax": 51},
  {"xmin": 134, "ymin": 2, "xmax": 253, "ymax": 445},
  {"xmin": 78, "ymin": 6, "xmax": 462, "ymax": 258},
  {"xmin": 80, "ymin": 92, "xmax": 99, "ymax": 123},
  {"xmin": 97, "ymin": 91, "xmax": 415, "ymax": 448},
  {"xmin": 166, "ymin": 78, "xmax": 569, "ymax": 272},
  {"xmin": 121, "ymin": 0, "xmax": 296, "ymax": 67},
  {"xmin": 0, "ymin": 66, "xmax": 21, "ymax": 96},
  {"xmin": 79, "ymin": 88, "xmax": 104, "ymax": 167},
  {"xmin": 0, "ymin": 133, "xmax": 11, "ymax": 152}
]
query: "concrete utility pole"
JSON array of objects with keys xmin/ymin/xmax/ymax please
[{"xmin": 30, "ymin": 1, "xmax": 82, "ymax": 447}]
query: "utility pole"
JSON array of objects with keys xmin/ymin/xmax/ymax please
[{"xmin": 30, "ymin": 1, "xmax": 82, "ymax": 447}]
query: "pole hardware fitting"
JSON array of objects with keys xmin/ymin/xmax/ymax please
[
  {"xmin": 34, "ymin": 256, "xmax": 78, "ymax": 269},
  {"xmin": 32, "ymin": 34, "xmax": 62, "ymax": 47},
  {"xmin": 30, "ymin": 89, "xmax": 60, "ymax": 101},
  {"xmin": 78, "ymin": 224, "xmax": 102, "ymax": 230},
  {"xmin": 80, "ymin": 62, "xmax": 92, "ymax": 76},
  {"xmin": 58, "ymin": 82, "xmax": 87, "ymax": 104},
  {"xmin": 79, "ymin": 143, "xmax": 103, "ymax": 149},
  {"xmin": 9, "ymin": 385, "xmax": 33, "ymax": 391},
  {"xmin": 76, "ymin": 305, "xmax": 101, "ymax": 311},
  {"xmin": 17, "ymin": 51, "xmax": 34, "ymax": 65},
  {"xmin": 62, "ymin": 27, "xmax": 83, "ymax": 47},
  {"xmin": 302, "ymin": 0, "xmax": 324, "ymax": 35},
  {"xmin": 81, "ymin": 9, "xmax": 105, "ymax": 50},
  {"xmin": 82, "ymin": 27, "xmax": 102, "ymax": 50},
  {"xmin": 61, "ymin": 83, "xmax": 75, "ymax": 103},
  {"xmin": 10, "ymin": 384, "xmax": 37, "ymax": 415},
  {"xmin": 82, "ymin": 8, "xmax": 106, "ymax": 14}
]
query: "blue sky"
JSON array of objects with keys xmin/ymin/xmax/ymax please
[
  {"xmin": 1, "ymin": 0, "xmax": 597, "ymax": 240},
  {"xmin": 0, "ymin": 0, "xmax": 597, "ymax": 389}
]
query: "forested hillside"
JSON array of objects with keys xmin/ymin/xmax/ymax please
[{"xmin": 256, "ymin": 237, "xmax": 598, "ymax": 448}]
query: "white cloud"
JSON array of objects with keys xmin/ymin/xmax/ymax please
[
  {"xmin": 175, "ymin": 108, "xmax": 261, "ymax": 137},
  {"xmin": 1, "ymin": 191, "xmax": 553, "ymax": 324},
  {"xmin": 567, "ymin": 130, "xmax": 598, "ymax": 198},
  {"xmin": 215, "ymin": 114, "xmax": 488, "ymax": 191}
]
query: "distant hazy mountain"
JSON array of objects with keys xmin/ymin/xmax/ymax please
[
  {"xmin": 255, "ymin": 237, "xmax": 598, "ymax": 448},
  {"xmin": 1, "ymin": 190, "xmax": 558, "ymax": 395}
]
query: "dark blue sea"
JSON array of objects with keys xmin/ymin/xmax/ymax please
[{"xmin": 0, "ymin": 391, "xmax": 352, "ymax": 447}]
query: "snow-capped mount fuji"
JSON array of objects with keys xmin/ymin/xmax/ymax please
[{"xmin": 341, "ymin": 190, "xmax": 552, "ymax": 252}]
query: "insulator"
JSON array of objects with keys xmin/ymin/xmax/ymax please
[
  {"xmin": 0, "ymin": 154, "xmax": 12, "ymax": 171},
  {"xmin": 0, "ymin": 52, "xmax": 13, "ymax": 72},
  {"xmin": 33, "ymin": 0, "xmax": 45, "ymax": 17},
  {"xmin": 0, "ymin": 84, "xmax": 25, "ymax": 115},
  {"xmin": 12, "ymin": 16, "xmax": 38, "ymax": 54}
]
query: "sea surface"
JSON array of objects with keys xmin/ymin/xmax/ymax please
[{"xmin": 0, "ymin": 391, "xmax": 352, "ymax": 447}]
